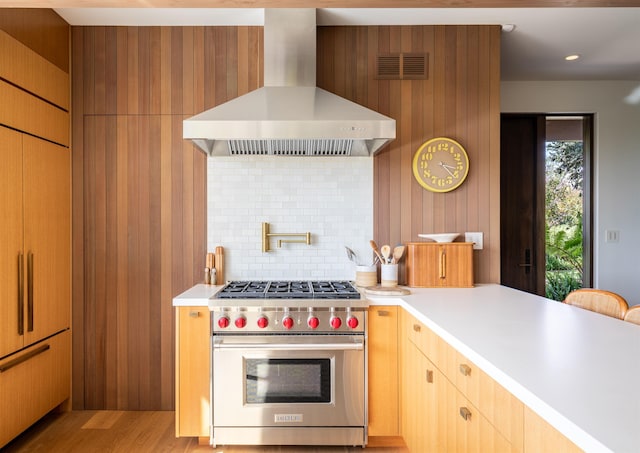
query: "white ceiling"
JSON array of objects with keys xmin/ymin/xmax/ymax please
[{"xmin": 55, "ymin": 7, "xmax": 640, "ymax": 81}]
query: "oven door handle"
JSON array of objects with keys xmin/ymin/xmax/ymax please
[{"xmin": 213, "ymin": 340, "xmax": 364, "ymax": 351}]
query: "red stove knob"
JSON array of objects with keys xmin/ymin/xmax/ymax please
[
  {"xmin": 307, "ymin": 316, "xmax": 320, "ymax": 330},
  {"xmin": 257, "ymin": 316, "xmax": 269, "ymax": 329},
  {"xmin": 217, "ymin": 316, "xmax": 230, "ymax": 329},
  {"xmin": 282, "ymin": 316, "xmax": 294, "ymax": 330},
  {"xmin": 330, "ymin": 316, "xmax": 342, "ymax": 329},
  {"xmin": 347, "ymin": 316, "xmax": 359, "ymax": 329},
  {"xmin": 234, "ymin": 316, "xmax": 247, "ymax": 328}
]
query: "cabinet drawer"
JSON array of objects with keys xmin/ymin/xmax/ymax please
[
  {"xmin": 405, "ymin": 312, "xmax": 438, "ymax": 361},
  {"xmin": 438, "ymin": 338, "xmax": 524, "ymax": 449},
  {"xmin": 447, "ymin": 382, "xmax": 516, "ymax": 453},
  {"xmin": 0, "ymin": 330, "xmax": 70, "ymax": 448},
  {"xmin": 403, "ymin": 311, "xmax": 523, "ymax": 449}
]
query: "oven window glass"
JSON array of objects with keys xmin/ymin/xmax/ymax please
[{"xmin": 245, "ymin": 359, "xmax": 331, "ymax": 403}]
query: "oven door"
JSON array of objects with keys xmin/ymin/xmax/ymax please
[{"xmin": 212, "ymin": 334, "xmax": 365, "ymax": 428}]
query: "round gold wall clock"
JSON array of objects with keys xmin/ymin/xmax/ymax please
[{"xmin": 412, "ymin": 137, "xmax": 470, "ymax": 193}]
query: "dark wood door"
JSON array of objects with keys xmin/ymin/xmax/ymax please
[{"xmin": 500, "ymin": 115, "xmax": 546, "ymax": 296}]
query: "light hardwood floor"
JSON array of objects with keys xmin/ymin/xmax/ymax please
[{"xmin": 2, "ymin": 411, "xmax": 408, "ymax": 453}]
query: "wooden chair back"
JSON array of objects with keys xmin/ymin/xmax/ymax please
[
  {"xmin": 563, "ymin": 289, "xmax": 629, "ymax": 319},
  {"xmin": 623, "ymin": 305, "xmax": 640, "ymax": 325}
]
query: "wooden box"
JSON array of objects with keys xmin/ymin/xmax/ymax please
[{"xmin": 405, "ymin": 242, "xmax": 474, "ymax": 288}]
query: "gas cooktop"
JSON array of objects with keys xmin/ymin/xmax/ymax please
[{"xmin": 216, "ymin": 280, "xmax": 361, "ymax": 300}]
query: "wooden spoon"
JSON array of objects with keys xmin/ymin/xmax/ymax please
[
  {"xmin": 369, "ymin": 240, "xmax": 384, "ymax": 264},
  {"xmin": 392, "ymin": 245, "xmax": 405, "ymax": 264},
  {"xmin": 381, "ymin": 245, "xmax": 391, "ymax": 263}
]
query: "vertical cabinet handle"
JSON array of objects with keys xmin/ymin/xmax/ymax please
[
  {"xmin": 439, "ymin": 249, "xmax": 446, "ymax": 279},
  {"xmin": 27, "ymin": 252, "xmax": 34, "ymax": 332},
  {"xmin": 459, "ymin": 364, "xmax": 472, "ymax": 376},
  {"xmin": 17, "ymin": 254, "xmax": 24, "ymax": 335},
  {"xmin": 377, "ymin": 310, "xmax": 390, "ymax": 317},
  {"xmin": 426, "ymin": 369, "xmax": 434, "ymax": 383},
  {"xmin": 459, "ymin": 407, "xmax": 472, "ymax": 421}
]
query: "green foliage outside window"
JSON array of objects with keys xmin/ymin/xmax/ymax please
[{"xmin": 545, "ymin": 141, "xmax": 584, "ymax": 301}]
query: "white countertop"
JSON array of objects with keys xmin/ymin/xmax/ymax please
[
  {"xmin": 172, "ymin": 284, "xmax": 222, "ymax": 306},
  {"xmin": 174, "ymin": 283, "xmax": 640, "ymax": 452},
  {"xmin": 367, "ymin": 284, "xmax": 640, "ymax": 453}
]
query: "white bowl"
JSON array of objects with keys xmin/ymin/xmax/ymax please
[{"xmin": 418, "ymin": 233, "xmax": 459, "ymax": 243}]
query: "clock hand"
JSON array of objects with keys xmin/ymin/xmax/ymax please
[{"xmin": 438, "ymin": 161, "xmax": 455, "ymax": 177}]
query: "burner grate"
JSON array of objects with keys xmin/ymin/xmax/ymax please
[
  {"xmin": 266, "ymin": 281, "xmax": 312, "ymax": 299},
  {"xmin": 312, "ymin": 281, "xmax": 361, "ymax": 299},
  {"xmin": 216, "ymin": 280, "xmax": 360, "ymax": 300}
]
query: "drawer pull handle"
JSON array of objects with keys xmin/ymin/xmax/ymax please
[
  {"xmin": 459, "ymin": 406, "xmax": 472, "ymax": 421},
  {"xmin": 377, "ymin": 310, "xmax": 390, "ymax": 317},
  {"xmin": 459, "ymin": 364, "xmax": 472, "ymax": 376},
  {"xmin": 0, "ymin": 344, "xmax": 50, "ymax": 373},
  {"xmin": 426, "ymin": 369, "xmax": 433, "ymax": 383},
  {"xmin": 189, "ymin": 311, "xmax": 200, "ymax": 318},
  {"xmin": 412, "ymin": 324, "xmax": 421, "ymax": 332}
]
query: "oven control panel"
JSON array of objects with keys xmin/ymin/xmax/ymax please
[{"xmin": 212, "ymin": 307, "xmax": 366, "ymax": 334}]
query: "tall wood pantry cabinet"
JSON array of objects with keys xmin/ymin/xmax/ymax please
[{"xmin": 0, "ymin": 25, "xmax": 71, "ymax": 448}]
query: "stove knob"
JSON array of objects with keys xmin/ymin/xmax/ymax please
[
  {"xmin": 234, "ymin": 316, "xmax": 247, "ymax": 329},
  {"xmin": 347, "ymin": 316, "xmax": 359, "ymax": 329},
  {"xmin": 217, "ymin": 316, "xmax": 230, "ymax": 329},
  {"xmin": 330, "ymin": 316, "xmax": 342, "ymax": 329},
  {"xmin": 307, "ymin": 316, "xmax": 320, "ymax": 330},
  {"xmin": 282, "ymin": 316, "xmax": 294, "ymax": 330},
  {"xmin": 257, "ymin": 316, "xmax": 269, "ymax": 329}
]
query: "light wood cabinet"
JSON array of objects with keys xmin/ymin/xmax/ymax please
[
  {"xmin": 175, "ymin": 306, "xmax": 210, "ymax": 439},
  {"xmin": 401, "ymin": 310, "xmax": 521, "ymax": 452},
  {"xmin": 402, "ymin": 328, "xmax": 440, "ymax": 452},
  {"xmin": 524, "ymin": 407, "xmax": 583, "ymax": 453},
  {"xmin": 0, "ymin": 16, "xmax": 70, "ymax": 450},
  {"xmin": 0, "ymin": 126, "xmax": 71, "ymax": 450},
  {"xmin": 441, "ymin": 378, "xmax": 513, "ymax": 453},
  {"xmin": 23, "ymin": 134, "xmax": 71, "ymax": 345},
  {"xmin": 438, "ymin": 341, "xmax": 524, "ymax": 449},
  {"xmin": 406, "ymin": 242, "xmax": 474, "ymax": 287},
  {"xmin": 0, "ymin": 126, "xmax": 24, "ymax": 358},
  {"xmin": 0, "ymin": 128, "xmax": 70, "ymax": 358},
  {"xmin": 0, "ymin": 331, "xmax": 70, "ymax": 448},
  {"xmin": 367, "ymin": 306, "xmax": 399, "ymax": 437}
]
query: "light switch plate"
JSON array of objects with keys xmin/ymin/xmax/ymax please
[
  {"xmin": 465, "ymin": 232, "xmax": 483, "ymax": 250},
  {"xmin": 605, "ymin": 230, "xmax": 620, "ymax": 243}
]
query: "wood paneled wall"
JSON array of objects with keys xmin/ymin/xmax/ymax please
[
  {"xmin": 317, "ymin": 26, "xmax": 501, "ymax": 283},
  {"xmin": 72, "ymin": 23, "xmax": 498, "ymax": 410},
  {"xmin": 71, "ymin": 26, "xmax": 263, "ymax": 410}
]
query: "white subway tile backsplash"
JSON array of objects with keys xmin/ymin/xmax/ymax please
[{"xmin": 208, "ymin": 156, "xmax": 373, "ymax": 281}]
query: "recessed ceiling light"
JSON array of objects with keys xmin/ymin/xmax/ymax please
[
  {"xmin": 501, "ymin": 24, "xmax": 516, "ymax": 33},
  {"xmin": 565, "ymin": 54, "xmax": 580, "ymax": 61}
]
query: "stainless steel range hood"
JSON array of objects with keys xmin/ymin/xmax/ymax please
[{"xmin": 183, "ymin": 9, "xmax": 396, "ymax": 157}]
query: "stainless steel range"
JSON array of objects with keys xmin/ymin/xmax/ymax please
[{"xmin": 211, "ymin": 280, "xmax": 368, "ymax": 448}]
